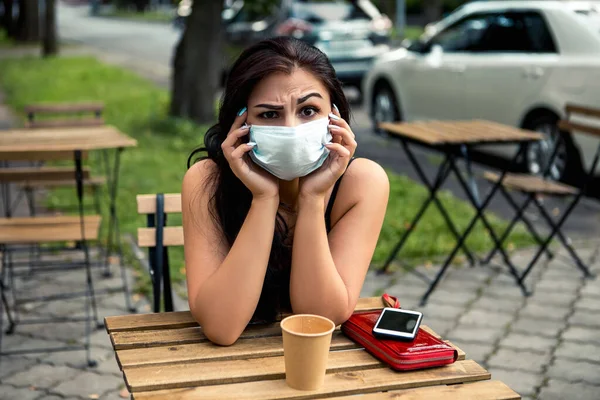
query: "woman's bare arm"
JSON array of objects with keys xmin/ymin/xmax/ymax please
[
  {"xmin": 182, "ymin": 160, "xmax": 279, "ymax": 345},
  {"xmin": 290, "ymin": 159, "xmax": 389, "ymax": 325}
]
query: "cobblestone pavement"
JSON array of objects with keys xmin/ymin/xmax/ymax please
[{"xmin": 361, "ymin": 242, "xmax": 600, "ymax": 400}]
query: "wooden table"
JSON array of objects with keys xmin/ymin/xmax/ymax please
[
  {"xmin": 0, "ymin": 125, "xmax": 137, "ymax": 154},
  {"xmin": 104, "ymin": 297, "xmax": 520, "ymax": 399},
  {"xmin": 0, "ymin": 125, "xmax": 137, "ymax": 276},
  {"xmin": 378, "ymin": 120, "xmax": 542, "ymax": 305}
]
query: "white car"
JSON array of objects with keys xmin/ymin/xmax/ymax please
[{"xmin": 363, "ymin": 0, "xmax": 600, "ymax": 182}]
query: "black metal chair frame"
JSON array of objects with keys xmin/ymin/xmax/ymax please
[
  {"xmin": 145, "ymin": 193, "xmax": 174, "ymax": 313},
  {"xmin": 481, "ymin": 134, "xmax": 600, "ymax": 293},
  {"xmin": 0, "ymin": 151, "xmax": 100, "ymax": 366}
]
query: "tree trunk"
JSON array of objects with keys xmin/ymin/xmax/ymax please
[
  {"xmin": 170, "ymin": 0, "xmax": 224, "ymax": 124},
  {"xmin": 17, "ymin": 0, "xmax": 40, "ymax": 42},
  {"xmin": 42, "ymin": 0, "xmax": 57, "ymax": 57},
  {"xmin": 134, "ymin": 0, "xmax": 149, "ymax": 13},
  {"xmin": 1, "ymin": 0, "xmax": 16, "ymax": 37},
  {"xmin": 423, "ymin": 0, "xmax": 443, "ymax": 25}
]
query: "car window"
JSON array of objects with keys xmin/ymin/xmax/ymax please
[
  {"xmin": 291, "ymin": 0, "xmax": 371, "ymax": 23},
  {"xmin": 429, "ymin": 11, "xmax": 557, "ymax": 54},
  {"xmin": 522, "ymin": 12, "xmax": 557, "ymax": 53},
  {"xmin": 475, "ymin": 12, "xmax": 557, "ymax": 53},
  {"xmin": 473, "ymin": 14, "xmax": 533, "ymax": 52},
  {"xmin": 428, "ymin": 14, "xmax": 490, "ymax": 52}
]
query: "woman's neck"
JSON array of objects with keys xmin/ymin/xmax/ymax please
[{"xmin": 278, "ymin": 178, "xmax": 300, "ymax": 209}]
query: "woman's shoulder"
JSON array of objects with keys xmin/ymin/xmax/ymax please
[
  {"xmin": 344, "ymin": 158, "xmax": 389, "ymax": 194},
  {"xmin": 183, "ymin": 159, "xmax": 217, "ymax": 187},
  {"xmin": 182, "ymin": 159, "xmax": 218, "ymax": 203}
]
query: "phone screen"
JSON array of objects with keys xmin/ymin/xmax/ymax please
[{"xmin": 378, "ymin": 310, "xmax": 420, "ymax": 334}]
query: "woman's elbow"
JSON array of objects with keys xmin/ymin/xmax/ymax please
[
  {"xmin": 332, "ymin": 307, "xmax": 354, "ymax": 326},
  {"xmin": 190, "ymin": 307, "xmax": 243, "ymax": 346},
  {"xmin": 203, "ymin": 326, "xmax": 241, "ymax": 347}
]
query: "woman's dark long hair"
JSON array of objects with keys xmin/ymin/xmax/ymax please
[{"xmin": 188, "ymin": 36, "xmax": 351, "ymax": 322}]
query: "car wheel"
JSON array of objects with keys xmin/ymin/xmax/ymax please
[
  {"xmin": 524, "ymin": 114, "xmax": 583, "ymax": 184},
  {"xmin": 371, "ymin": 83, "xmax": 400, "ymax": 136}
]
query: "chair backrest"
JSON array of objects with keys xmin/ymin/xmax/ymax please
[
  {"xmin": 136, "ymin": 193, "xmax": 183, "ymax": 248},
  {"xmin": 559, "ymin": 104, "xmax": 600, "ymax": 139},
  {"xmin": 24, "ymin": 102, "xmax": 105, "ymax": 129},
  {"xmin": 136, "ymin": 193, "xmax": 183, "ymax": 313}
]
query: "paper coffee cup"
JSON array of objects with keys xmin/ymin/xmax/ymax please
[{"xmin": 280, "ymin": 314, "xmax": 335, "ymax": 391}]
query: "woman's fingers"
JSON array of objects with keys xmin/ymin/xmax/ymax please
[
  {"xmin": 325, "ymin": 143, "xmax": 351, "ymax": 158},
  {"xmin": 231, "ymin": 142, "xmax": 255, "ymax": 160},
  {"xmin": 231, "ymin": 107, "xmax": 248, "ymax": 132},
  {"xmin": 328, "ymin": 112, "xmax": 353, "ymax": 138},
  {"xmin": 221, "ymin": 125, "xmax": 250, "ymax": 154},
  {"xmin": 328, "ymin": 124, "xmax": 357, "ymax": 148}
]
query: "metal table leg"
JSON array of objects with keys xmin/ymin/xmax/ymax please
[
  {"xmin": 101, "ymin": 148, "xmax": 134, "ymax": 312},
  {"xmin": 418, "ymin": 145, "xmax": 527, "ymax": 305},
  {"xmin": 380, "ymin": 140, "xmax": 476, "ymax": 273},
  {"xmin": 447, "ymin": 152, "xmax": 530, "ymax": 295}
]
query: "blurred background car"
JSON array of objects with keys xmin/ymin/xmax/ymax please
[
  {"xmin": 176, "ymin": 0, "xmax": 393, "ymax": 92},
  {"xmin": 364, "ymin": 0, "xmax": 600, "ymax": 184}
]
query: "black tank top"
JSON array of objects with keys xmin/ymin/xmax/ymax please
[{"xmin": 325, "ymin": 157, "xmax": 355, "ymax": 233}]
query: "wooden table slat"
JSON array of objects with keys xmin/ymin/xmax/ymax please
[
  {"xmin": 131, "ymin": 359, "xmax": 490, "ymax": 400},
  {"xmin": 445, "ymin": 340, "xmax": 466, "ymax": 361},
  {"xmin": 116, "ymin": 329, "xmax": 466, "ymax": 369},
  {"xmin": 0, "ymin": 126, "xmax": 137, "ymax": 153},
  {"xmin": 105, "ymin": 297, "xmax": 385, "ymax": 333},
  {"xmin": 380, "ymin": 120, "xmax": 541, "ymax": 145},
  {"xmin": 116, "ymin": 331, "xmax": 356, "ymax": 369},
  {"xmin": 124, "ymin": 348, "xmax": 382, "ymax": 392},
  {"xmin": 322, "ymin": 380, "xmax": 520, "ymax": 400}
]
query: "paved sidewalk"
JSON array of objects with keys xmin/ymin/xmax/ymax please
[{"xmin": 361, "ymin": 242, "xmax": 600, "ymax": 400}]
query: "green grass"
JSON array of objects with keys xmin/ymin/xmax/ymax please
[
  {"xmin": 0, "ymin": 28, "xmax": 14, "ymax": 47},
  {"xmin": 99, "ymin": 9, "xmax": 175, "ymax": 23},
  {"xmin": 0, "ymin": 55, "xmax": 535, "ymax": 295}
]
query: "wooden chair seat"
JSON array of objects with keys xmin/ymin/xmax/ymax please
[
  {"xmin": 24, "ymin": 101, "xmax": 105, "ymax": 130},
  {"xmin": 24, "ymin": 102, "xmax": 104, "ymax": 114},
  {"xmin": 0, "ymin": 166, "xmax": 93, "ymax": 182},
  {"xmin": 0, "ymin": 166, "xmax": 106, "ymax": 188},
  {"xmin": 18, "ymin": 176, "xmax": 106, "ymax": 189},
  {"xmin": 25, "ymin": 118, "xmax": 105, "ymax": 129},
  {"xmin": 0, "ymin": 215, "xmax": 102, "ymax": 244},
  {"xmin": 484, "ymin": 171, "xmax": 578, "ymax": 195}
]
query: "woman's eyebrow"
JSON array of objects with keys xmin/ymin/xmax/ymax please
[
  {"xmin": 254, "ymin": 103, "xmax": 284, "ymax": 110},
  {"xmin": 297, "ymin": 92, "xmax": 323, "ymax": 104}
]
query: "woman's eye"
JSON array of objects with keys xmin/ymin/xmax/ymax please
[
  {"xmin": 300, "ymin": 107, "xmax": 318, "ymax": 117},
  {"xmin": 260, "ymin": 111, "xmax": 278, "ymax": 119}
]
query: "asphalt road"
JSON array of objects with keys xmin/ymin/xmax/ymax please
[{"xmin": 57, "ymin": 4, "xmax": 600, "ymax": 239}]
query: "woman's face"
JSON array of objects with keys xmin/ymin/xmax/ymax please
[{"xmin": 246, "ymin": 68, "xmax": 332, "ymax": 127}]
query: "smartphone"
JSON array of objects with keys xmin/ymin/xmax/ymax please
[{"xmin": 372, "ymin": 308, "xmax": 423, "ymax": 341}]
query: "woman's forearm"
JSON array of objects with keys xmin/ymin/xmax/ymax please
[
  {"xmin": 191, "ymin": 196, "xmax": 279, "ymax": 345},
  {"xmin": 289, "ymin": 194, "xmax": 351, "ymax": 325}
]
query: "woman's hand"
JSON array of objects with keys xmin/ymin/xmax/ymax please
[
  {"xmin": 299, "ymin": 107, "xmax": 357, "ymax": 198},
  {"xmin": 221, "ymin": 108, "xmax": 279, "ymax": 200}
]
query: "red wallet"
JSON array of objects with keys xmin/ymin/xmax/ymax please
[{"xmin": 341, "ymin": 296, "xmax": 458, "ymax": 371}]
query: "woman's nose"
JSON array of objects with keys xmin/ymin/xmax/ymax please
[{"xmin": 283, "ymin": 114, "xmax": 301, "ymax": 128}]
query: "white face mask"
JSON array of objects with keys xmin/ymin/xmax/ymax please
[{"xmin": 248, "ymin": 117, "xmax": 332, "ymax": 181}]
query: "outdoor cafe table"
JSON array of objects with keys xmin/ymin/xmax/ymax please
[
  {"xmin": 0, "ymin": 125, "xmax": 137, "ymax": 275},
  {"xmin": 378, "ymin": 120, "xmax": 542, "ymax": 305},
  {"xmin": 104, "ymin": 297, "xmax": 521, "ymax": 399}
]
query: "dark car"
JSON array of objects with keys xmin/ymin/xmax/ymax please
[{"xmin": 177, "ymin": 0, "xmax": 392, "ymax": 90}]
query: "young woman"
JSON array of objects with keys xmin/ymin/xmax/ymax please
[{"xmin": 182, "ymin": 37, "xmax": 389, "ymax": 346}]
